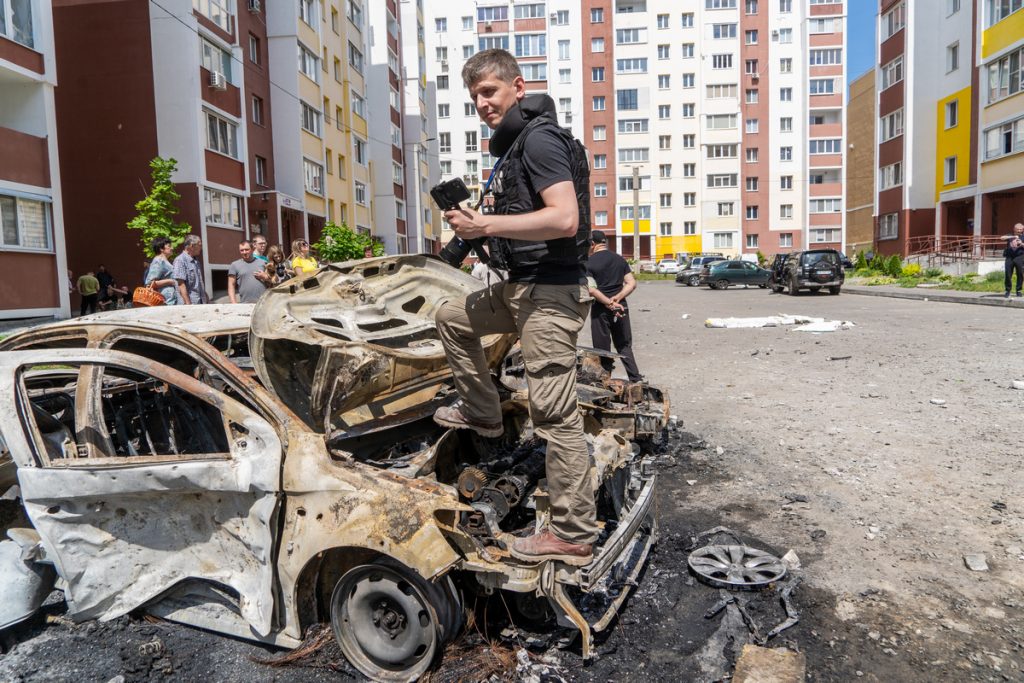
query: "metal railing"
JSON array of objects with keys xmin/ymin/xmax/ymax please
[{"xmin": 906, "ymin": 235, "xmax": 1008, "ymax": 265}]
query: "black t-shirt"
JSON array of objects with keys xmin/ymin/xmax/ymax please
[
  {"xmin": 507, "ymin": 125, "xmax": 585, "ymax": 285},
  {"xmin": 586, "ymin": 249, "xmax": 631, "ymax": 302}
]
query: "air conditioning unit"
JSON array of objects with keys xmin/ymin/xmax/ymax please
[
  {"xmin": 484, "ymin": 20, "xmax": 493, "ymax": 31},
  {"xmin": 771, "ymin": 30, "xmax": 779, "ymax": 40},
  {"xmin": 441, "ymin": 59, "xmax": 448, "ymax": 72},
  {"xmin": 751, "ymin": 72, "xmax": 760, "ymax": 80},
  {"xmin": 209, "ymin": 70, "xmax": 227, "ymax": 90},
  {"xmin": 247, "ymin": 0, "xmax": 260, "ymax": 12},
  {"xmin": 550, "ymin": 11, "xmax": 559, "ymax": 20}
]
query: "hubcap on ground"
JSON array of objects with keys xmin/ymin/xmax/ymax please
[{"xmin": 688, "ymin": 544, "xmax": 787, "ymax": 589}]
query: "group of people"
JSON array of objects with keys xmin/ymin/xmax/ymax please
[
  {"xmin": 142, "ymin": 234, "xmax": 319, "ymax": 306},
  {"xmin": 74, "ymin": 265, "xmax": 130, "ymax": 316}
]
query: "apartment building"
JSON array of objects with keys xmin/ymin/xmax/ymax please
[
  {"xmin": 846, "ymin": 69, "xmax": 876, "ymax": 254},
  {"xmin": 0, "ymin": 0, "xmax": 69, "ymax": 319},
  {"xmin": 399, "ymin": 0, "xmax": 443, "ymax": 254},
  {"xmin": 422, "ymin": 0, "xmax": 846, "ymax": 261}
]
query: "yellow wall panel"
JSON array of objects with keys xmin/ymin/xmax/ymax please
[
  {"xmin": 620, "ymin": 219, "xmax": 651, "ymax": 235},
  {"xmin": 982, "ymin": 11, "xmax": 1024, "ymax": 59},
  {"xmin": 935, "ymin": 86, "xmax": 972, "ymax": 202}
]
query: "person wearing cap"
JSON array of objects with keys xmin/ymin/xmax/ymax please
[{"xmin": 585, "ymin": 231, "xmax": 643, "ymax": 383}]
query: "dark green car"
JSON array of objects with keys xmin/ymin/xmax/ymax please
[{"xmin": 699, "ymin": 260, "xmax": 772, "ymax": 289}]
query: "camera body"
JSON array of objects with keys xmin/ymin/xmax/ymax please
[{"xmin": 431, "ymin": 178, "xmax": 490, "ymax": 267}]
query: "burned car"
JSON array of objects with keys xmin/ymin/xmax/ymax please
[{"xmin": 0, "ymin": 254, "xmax": 668, "ymax": 681}]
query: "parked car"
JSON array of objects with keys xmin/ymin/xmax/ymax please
[
  {"xmin": 656, "ymin": 258, "xmax": 680, "ymax": 274},
  {"xmin": 676, "ymin": 256, "xmax": 728, "ymax": 286},
  {"xmin": 636, "ymin": 260, "xmax": 657, "ymax": 273},
  {"xmin": 699, "ymin": 260, "xmax": 772, "ymax": 289},
  {"xmin": 0, "ymin": 255, "xmax": 667, "ymax": 680},
  {"xmin": 771, "ymin": 249, "xmax": 845, "ymax": 295}
]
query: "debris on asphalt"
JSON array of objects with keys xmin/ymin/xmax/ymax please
[
  {"xmin": 964, "ymin": 554, "xmax": 989, "ymax": 572},
  {"xmin": 827, "ymin": 355, "xmax": 853, "ymax": 361},
  {"xmin": 792, "ymin": 320, "xmax": 855, "ymax": 333},
  {"xmin": 1011, "ymin": 380, "xmax": 1024, "ymax": 390},
  {"xmin": 763, "ymin": 577, "xmax": 803, "ymax": 642},
  {"xmin": 930, "ymin": 398, "xmax": 947, "ymax": 405},
  {"xmin": 688, "ymin": 544, "xmax": 788, "ymax": 589},
  {"xmin": 781, "ymin": 550, "xmax": 801, "ymax": 571},
  {"xmin": 732, "ymin": 644, "xmax": 807, "ymax": 683},
  {"xmin": 705, "ymin": 314, "xmax": 822, "ymax": 329}
]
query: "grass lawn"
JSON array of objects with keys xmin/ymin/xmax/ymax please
[{"xmin": 849, "ymin": 270, "xmax": 1006, "ymax": 293}]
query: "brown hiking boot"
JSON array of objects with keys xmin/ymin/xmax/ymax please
[
  {"xmin": 510, "ymin": 530, "xmax": 593, "ymax": 567},
  {"xmin": 433, "ymin": 402, "xmax": 503, "ymax": 438}
]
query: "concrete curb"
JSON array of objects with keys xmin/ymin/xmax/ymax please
[{"xmin": 844, "ymin": 285, "xmax": 1024, "ymax": 309}]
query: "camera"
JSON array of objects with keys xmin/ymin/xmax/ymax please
[{"xmin": 431, "ymin": 178, "xmax": 490, "ymax": 268}]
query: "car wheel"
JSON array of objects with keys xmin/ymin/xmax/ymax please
[
  {"xmin": 829, "ymin": 286, "xmax": 841, "ymax": 295},
  {"xmin": 758, "ymin": 283, "xmax": 768, "ymax": 289},
  {"xmin": 330, "ymin": 560, "xmax": 461, "ymax": 682},
  {"xmin": 788, "ymin": 276, "xmax": 800, "ymax": 296},
  {"xmin": 716, "ymin": 279, "xmax": 730, "ymax": 290},
  {"xmin": 688, "ymin": 275, "xmax": 700, "ymax": 287}
]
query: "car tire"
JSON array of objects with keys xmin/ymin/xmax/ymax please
[
  {"xmin": 759, "ymin": 283, "xmax": 768, "ymax": 289},
  {"xmin": 330, "ymin": 560, "xmax": 461, "ymax": 682},
  {"xmin": 716, "ymin": 279, "xmax": 730, "ymax": 290},
  {"xmin": 829, "ymin": 286, "xmax": 841, "ymax": 295},
  {"xmin": 788, "ymin": 276, "xmax": 800, "ymax": 296},
  {"xmin": 688, "ymin": 275, "xmax": 700, "ymax": 287}
]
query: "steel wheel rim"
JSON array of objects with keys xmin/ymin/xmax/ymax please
[
  {"xmin": 331, "ymin": 564, "xmax": 439, "ymax": 679},
  {"xmin": 688, "ymin": 544, "xmax": 787, "ymax": 589}
]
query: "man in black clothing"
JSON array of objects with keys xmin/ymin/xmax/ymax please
[
  {"xmin": 1004, "ymin": 223, "xmax": 1024, "ymax": 298},
  {"xmin": 585, "ymin": 230, "xmax": 643, "ymax": 382}
]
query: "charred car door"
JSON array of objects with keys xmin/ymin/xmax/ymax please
[{"xmin": 0, "ymin": 349, "xmax": 282, "ymax": 636}]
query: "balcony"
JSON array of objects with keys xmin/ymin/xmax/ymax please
[
  {"xmin": 809, "ymin": 122, "xmax": 842, "ymax": 138},
  {"xmin": 810, "ymin": 182, "xmax": 842, "ymax": 197},
  {"xmin": 0, "ymin": 126, "xmax": 49, "ymax": 187}
]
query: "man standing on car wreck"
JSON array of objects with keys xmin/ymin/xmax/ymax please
[{"xmin": 433, "ymin": 49, "xmax": 596, "ymax": 566}]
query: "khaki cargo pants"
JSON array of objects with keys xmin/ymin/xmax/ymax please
[{"xmin": 436, "ymin": 280, "xmax": 599, "ymax": 545}]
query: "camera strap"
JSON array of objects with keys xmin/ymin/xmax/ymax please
[{"xmin": 477, "ymin": 156, "xmax": 507, "ymax": 308}]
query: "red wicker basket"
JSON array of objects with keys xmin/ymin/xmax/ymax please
[{"xmin": 132, "ymin": 285, "xmax": 166, "ymax": 307}]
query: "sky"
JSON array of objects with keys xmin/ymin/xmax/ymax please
[{"xmin": 847, "ymin": 1, "xmax": 877, "ymax": 83}]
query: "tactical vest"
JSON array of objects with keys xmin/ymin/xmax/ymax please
[{"xmin": 486, "ymin": 116, "xmax": 591, "ymax": 274}]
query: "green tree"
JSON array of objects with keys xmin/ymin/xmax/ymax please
[
  {"xmin": 312, "ymin": 221, "xmax": 383, "ymax": 262},
  {"xmin": 886, "ymin": 254, "xmax": 903, "ymax": 278},
  {"xmin": 127, "ymin": 157, "xmax": 192, "ymax": 257},
  {"xmin": 854, "ymin": 250, "xmax": 868, "ymax": 270}
]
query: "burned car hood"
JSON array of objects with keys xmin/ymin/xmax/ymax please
[{"xmin": 249, "ymin": 255, "xmax": 515, "ymax": 436}]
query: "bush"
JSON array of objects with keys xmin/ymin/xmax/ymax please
[
  {"xmin": 870, "ymin": 254, "xmax": 887, "ymax": 271},
  {"xmin": 901, "ymin": 263, "xmax": 921, "ymax": 277},
  {"xmin": 985, "ymin": 270, "xmax": 1005, "ymax": 283},
  {"xmin": 854, "ymin": 251, "xmax": 868, "ymax": 270},
  {"xmin": 924, "ymin": 267, "xmax": 944, "ymax": 278},
  {"xmin": 312, "ymin": 221, "xmax": 382, "ymax": 262},
  {"xmin": 885, "ymin": 254, "xmax": 903, "ymax": 278}
]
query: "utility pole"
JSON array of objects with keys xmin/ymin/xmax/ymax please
[{"xmin": 632, "ymin": 165, "xmax": 640, "ymax": 259}]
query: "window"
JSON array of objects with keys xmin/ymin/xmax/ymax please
[
  {"xmin": 882, "ymin": 2, "xmax": 905, "ymax": 39},
  {"xmin": 514, "ymin": 34, "xmax": 546, "ymax": 57},
  {"xmin": 617, "ymin": 89, "xmax": 639, "ymax": 110},
  {"xmin": 477, "ymin": 6, "xmax": 508, "ymax": 21},
  {"xmin": 712, "ymin": 23, "xmax": 737, "ymax": 39},
  {"xmin": 706, "ymin": 113, "xmax": 738, "ymax": 129},
  {"xmin": 683, "ymin": 103, "xmax": 695, "ymax": 118},
  {"xmin": 746, "ymin": 118, "xmax": 759, "ymax": 133},
  {"xmin": 440, "ymin": 160, "xmax": 452, "ymax": 175},
  {"xmin": 879, "ymin": 213, "xmax": 898, "ymax": 240},
  {"xmin": 745, "ymin": 89, "xmax": 759, "ymax": 103},
  {"xmin": 346, "ymin": 0, "xmax": 363, "ymax": 28},
  {"xmin": 811, "ymin": 228, "xmax": 841, "ymax": 243},
  {"xmin": 464, "ymin": 45, "xmax": 475, "ymax": 59},
  {"xmin": 746, "ymin": 234, "xmax": 759, "ymax": 248},
  {"xmin": 392, "ymin": 161, "xmax": 404, "ymax": 186},
  {"xmin": 682, "ymin": 43, "xmax": 695, "ymax": 58},
  {"xmin": 986, "ymin": 47, "xmax": 1024, "ymax": 103},
  {"xmin": 780, "ymin": 117, "xmax": 793, "ymax": 132},
  {"xmin": 660, "ymin": 193, "xmax": 672, "ymax": 208},
  {"xmin": 351, "ymin": 90, "xmax": 365, "ymax": 118},
  {"xmin": 879, "ymin": 162, "xmax": 903, "ymax": 190},
  {"xmin": 300, "ymin": 102, "xmax": 322, "ymax": 137},
  {"xmin": 682, "ymin": 73, "xmax": 695, "ymax": 88},
  {"xmin": 658, "ymin": 74, "xmax": 671, "ymax": 89},
  {"xmin": 880, "ymin": 109, "xmax": 904, "ymax": 143},
  {"xmin": 659, "ymin": 164, "xmax": 672, "ymax": 178},
  {"xmin": 354, "ymin": 181, "xmax": 367, "ymax": 205},
  {"xmin": 619, "ymin": 119, "xmax": 649, "ymax": 133},
  {"xmin": 354, "ymin": 136, "xmax": 367, "ymax": 164},
  {"xmin": 595, "ymin": 183, "xmax": 608, "ymax": 197},
  {"xmin": 658, "ymin": 105, "xmax": 671, "ymax": 119},
  {"xmin": 554, "ymin": 9, "xmax": 569, "ymax": 24},
  {"xmin": 745, "ymin": 30, "xmax": 758, "ymax": 44},
  {"xmin": 658, "ymin": 44, "xmax": 670, "ymax": 60},
  {"xmin": 204, "ymin": 188, "xmax": 242, "ymax": 227},
  {"xmin": 683, "ymin": 134, "xmax": 695, "ymax": 148},
  {"xmin": 248, "ymin": 34, "xmax": 261, "ymax": 65},
  {"xmin": 682, "ymin": 12, "xmax": 694, "ymax": 27},
  {"xmin": 298, "ymin": 43, "xmax": 319, "ymax": 82},
  {"xmin": 559, "ymin": 68, "xmax": 571, "ymax": 83},
  {"xmin": 780, "ymin": 146, "xmax": 792, "ymax": 161},
  {"xmin": 808, "ymin": 17, "xmax": 837, "ymax": 33},
  {"xmin": 781, "ymin": 175, "xmax": 793, "ymax": 190},
  {"xmin": 435, "ymin": 17, "xmax": 446, "ymax": 32},
  {"xmin": 657, "ymin": 13, "xmax": 669, "ymax": 28},
  {"xmin": 746, "ymin": 0, "xmax": 759, "ymax": 12},
  {"xmin": 881, "ymin": 57, "xmax": 904, "ymax": 90},
  {"xmin": 465, "ymin": 131, "xmax": 477, "ymax": 152},
  {"xmin": 809, "ymin": 198, "xmax": 842, "ymax": 213},
  {"xmin": 986, "ymin": 0, "xmax": 1023, "ymax": 26},
  {"xmin": 514, "ymin": 3, "xmax": 545, "ymax": 19},
  {"xmin": 436, "ymin": 46, "xmax": 448, "ymax": 62},
  {"xmin": 205, "ymin": 111, "xmax": 238, "ymax": 157},
  {"xmin": 594, "ymin": 154, "xmax": 607, "ymax": 169},
  {"xmin": 201, "ymin": 38, "xmax": 232, "ymax": 81},
  {"xmin": 746, "ymin": 177, "xmax": 759, "ymax": 191},
  {"xmin": 809, "ymin": 139, "xmax": 842, "ymax": 154},
  {"xmin": 780, "ymin": 57, "xmax": 792, "ymax": 73},
  {"xmin": 251, "ymin": 96, "xmax": 264, "ymax": 125},
  {"xmin": 684, "ymin": 221, "xmax": 697, "ymax": 235},
  {"xmin": 591, "ymin": 37, "xmax": 605, "ymax": 52},
  {"xmin": 707, "ymin": 173, "xmax": 738, "ymax": 188},
  {"xmin": 706, "ymin": 0, "xmax": 737, "ymax": 7},
  {"xmin": 746, "ymin": 148, "xmax": 759, "ymax": 162},
  {"xmin": 595, "ymin": 211, "xmax": 609, "ymax": 226},
  {"xmin": 194, "ymin": 0, "xmax": 233, "ymax": 34},
  {"xmin": 660, "ymin": 222, "xmax": 672, "ymax": 236},
  {"xmin": 983, "ymin": 117, "xmax": 1024, "ymax": 161},
  {"xmin": 713, "ymin": 233, "xmax": 734, "ymax": 249},
  {"xmin": 948, "ymin": 0, "xmax": 962, "ymax": 14},
  {"xmin": 591, "ymin": 7, "xmax": 604, "ymax": 22},
  {"xmin": 619, "ymin": 206, "xmax": 651, "ymax": 220},
  {"xmin": 707, "ymin": 144, "xmax": 738, "ymax": 158},
  {"xmin": 438, "ymin": 103, "xmax": 450, "ymax": 119},
  {"xmin": 464, "ymin": 103, "xmax": 475, "ymax": 116},
  {"xmin": 616, "ymin": 28, "xmax": 645, "ymax": 44},
  {"xmin": 593, "ymin": 126, "xmax": 607, "ymax": 141},
  {"xmin": 780, "ymin": 204, "xmax": 793, "ymax": 219},
  {"xmin": 947, "ymin": 42, "xmax": 959, "ymax": 72},
  {"xmin": 712, "ymin": 54, "xmax": 733, "ymax": 69},
  {"xmin": 942, "ymin": 156, "xmax": 958, "ymax": 185},
  {"xmin": 779, "ymin": 233, "xmax": 793, "ymax": 247},
  {"xmin": 478, "ymin": 36, "xmax": 509, "ymax": 51},
  {"xmin": 777, "ymin": 28, "xmax": 792, "ymax": 43},
  {"xmin": 0, "ymin": 194, "xmax": 51, "ymax": 250},
  {"xmin": 437, "ymin": 75, "xmax": 449, "ymax": 90},
  {"xmin": 779, "ymin": 0, "xmax": 792, "ymax": 11},
  {"xmin": 659, "ymin": 135, "xmax": 671, "ymax": 150},
  {"xmin": 809, "ymin": 49, "xmax": 842, "ymax": 66},
  {"xmin": 683, "ymin": 163, "xmax": 696, "ymax": 177},
  {"xmin": 746, "ymin": 205, "xmax": 759, "ymax": 219},
  {"xmin": 592, "ymin": 67, "xmax": 606, "ymax": 82},
  {"xmin": 745, "ymin": 59, "xmax": 759, "ymax": 75},
  {"xmin": 684, "ymin": 192, "xmax": 696, "ymax": 207},
  {"xmin": 520, "ymin": 63, "xmax": 547, "ymax": 81},
  {"xmin": 254, "ymin": 156, "xmax": 267, "ymax": 186},
  {"xmin": 618, "ymin": 148, "xmax": 650, "ymax": 162}
]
